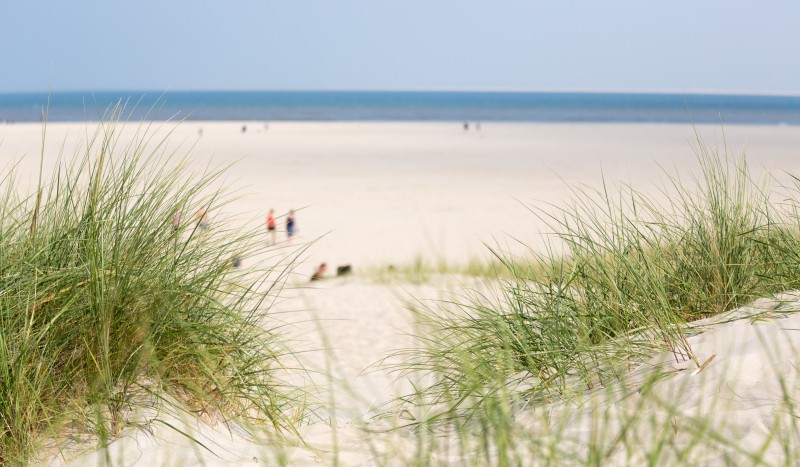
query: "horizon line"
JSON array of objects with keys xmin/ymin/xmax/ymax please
[{"xmin": 2, "ymin": 87, "xmax": 800, "ymax": 97}]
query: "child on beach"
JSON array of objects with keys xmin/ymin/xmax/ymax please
[
  {"xmin": 286, "ymin": 209, "xmax": 296, "ymax": 242},
  {"xmin": 172, "ymin": 210, "xmax": 181, "ymax": 233},
  {"xmin": 195, "ymin": 209, "xmax": 210, "ymax": 232},
  {"xmin": 266, "ymin": 209, "xmax": 277, "ymax": 245}
]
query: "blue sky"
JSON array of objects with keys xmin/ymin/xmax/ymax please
[{"xmin": 1, "ymin": 1, "xmax": 798, "ymax": 93}]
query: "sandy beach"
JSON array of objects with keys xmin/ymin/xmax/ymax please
[
  {"xmin": 5, "ymin": 121, "xmax": 800, "ymax": 269},
  {"xmin": 3, "ymin": 121, "xmax": 800, "ymax": 464}
]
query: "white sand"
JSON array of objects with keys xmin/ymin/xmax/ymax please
[
  {"xmin": 3, "ymin": 121, "xmax": 800, "ymax": 464},
  {"xmin": 511, "ymin": 293, "xmax": 800, "ymax": 464},
  {"xmin": 5, "ymin": 121, "xmax": 800, "ymax": 268}
]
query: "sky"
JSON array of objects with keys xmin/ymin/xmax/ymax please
[{"xmin": 1, "ymin": 1, "xmax": 799, "ymax": 94}]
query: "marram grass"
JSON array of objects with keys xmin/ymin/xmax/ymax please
[
  {"xmin": 385, "ymin": 138, "xmax": 800, "ymax": 464},
  {"xmin": 0, "ymin": 115, "xmax": 302, "ymax": 464}
]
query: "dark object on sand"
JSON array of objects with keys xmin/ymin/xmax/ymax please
[
  {"xmin": 336, "ymin": 265, "xmax": 352, "ymax": 277},
  {"xmin": 232, "ymin": 256, "xmax": 242, "ymax": 268}
]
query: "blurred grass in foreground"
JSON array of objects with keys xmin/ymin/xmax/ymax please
[{"xmin": 0, "ymin": 111, "xmax": 303, "ymax": 464}]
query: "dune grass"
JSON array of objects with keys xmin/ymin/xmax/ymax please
[
  {"xmin": 383, "ymin": 137, "xmax": 800, "ymax": 463},
  {"xmin": 0, "ymin": 113, "xmax": 302, "ymax": 464}
]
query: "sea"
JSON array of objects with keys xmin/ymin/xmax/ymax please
[{"xmin": 0, "ymin": 91, "xmax": 798, "ymax": 124}]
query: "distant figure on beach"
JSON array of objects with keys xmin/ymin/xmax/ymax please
[
  {"xmin": 463, "ymin": 121, "xmax": 469, "ymax": 131},
  {"xmin": 263, "ymin": 122, "xmax": 269, "ymax": 131},
  {"xmin": 475, "ymin": 122, "xmax": 481, "ymax": 131},
  {"xmin": 241, "ymin": 125, "xmax": 247, "ymax": 133},
  {"xmin": 311, "ymin": 263, "xmax": 327, "ymax": 281},
  {"xmin": 171, "ymin": 210, "xmax": 182, "ymax": 244},
  {"xmin": 266, "ymin": 208, "xmax": 277, "ymax": 245},
  {"xmin": 232, "ymin": 254, "xmax": 242, "ymax": 268},
  {"xmin": 195, "ymin": 209, "xmax": 210, "ymax": 232},
  {"xmin": 198, "ymin": 127, "xmax": 203, "ymax": 137},
  {"xmin": 286, "ymin": 209, "xmax": 296, "ymax": 242}
]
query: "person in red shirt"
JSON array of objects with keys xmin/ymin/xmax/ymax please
[{"xmin": 266, "ymin": 208, "xmax": 277, "ymax": 245}]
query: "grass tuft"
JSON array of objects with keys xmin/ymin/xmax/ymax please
[
  {"xmin": 0, "ymin": 111, "xmax": 302, "ymax": 464},
  {"xmin": 386, "ymin": 137, "xmax": 800, "ymax": 462}
]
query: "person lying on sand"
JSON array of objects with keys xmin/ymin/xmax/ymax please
[{"xmin": 311, "ymin": 263, "xmax": 327, "ymax": 281}]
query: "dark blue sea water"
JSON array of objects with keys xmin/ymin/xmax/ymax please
[{"xmin": 0, "ymin": 91, "xmax": 798, "ymax": 124}]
